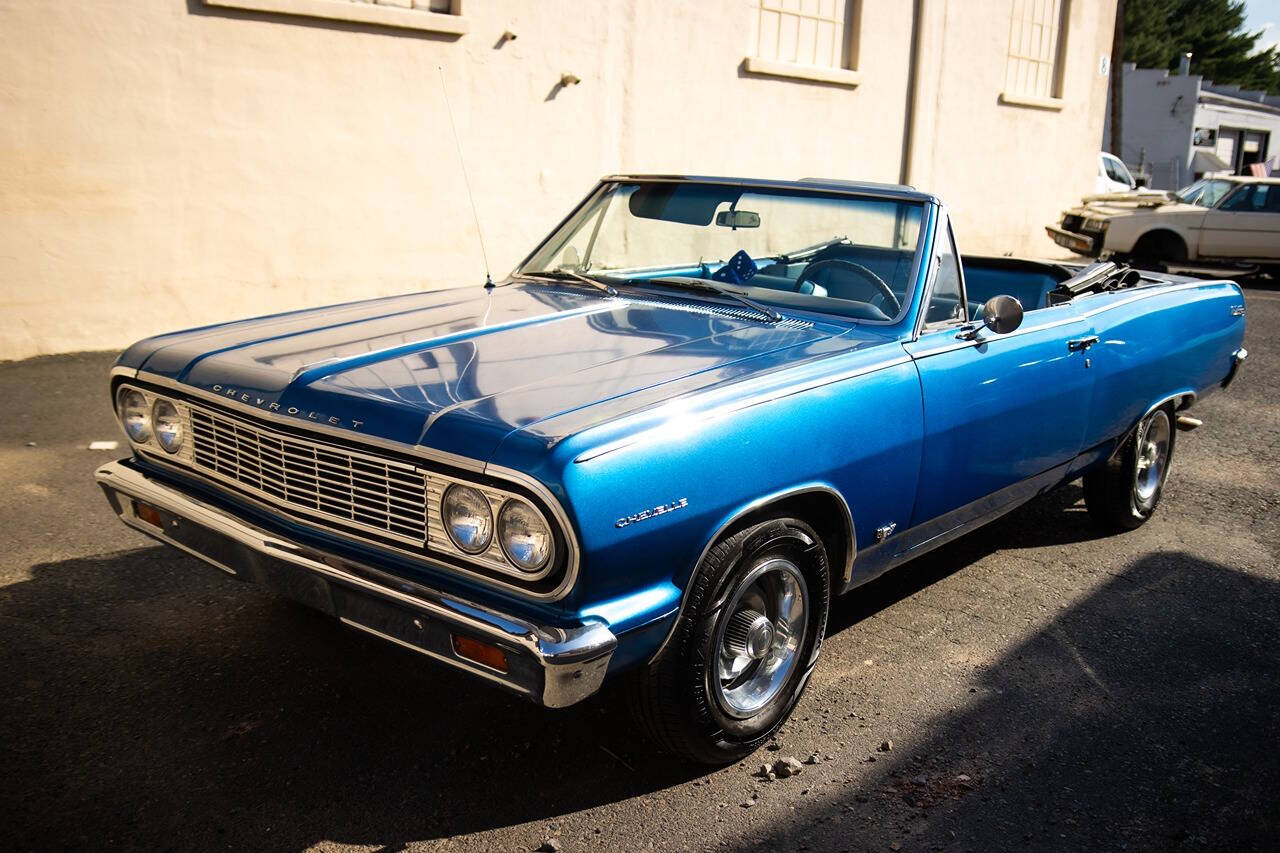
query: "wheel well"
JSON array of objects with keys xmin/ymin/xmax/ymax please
[
  {"xmin": 1106, "ymin": 392, "xmax": 1195, "ymax": 463},
  {"xmin": 719, "ymin": 490, "xmax": 853, "ymax": 588},
  {"xmin": 1132, "ymin": 229, "xmax": 1188, "ymax": 261}
]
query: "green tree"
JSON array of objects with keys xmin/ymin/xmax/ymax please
[{"xmin": 1124, "ymin": 0, "xmax": 1280, "ymax": 94}]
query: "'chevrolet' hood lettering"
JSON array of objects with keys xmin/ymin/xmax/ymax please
[{"xmin": 209, "ymin": 385, "xmax": 363, "ymax": 430}]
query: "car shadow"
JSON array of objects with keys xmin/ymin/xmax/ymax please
[
  {"xmin": 732, "ymin": 551, "xmax": 1280, "ymax": 851},
  {"xmin": 0, "ymin": 481, "xmax": 1201, "ymax": 850}
]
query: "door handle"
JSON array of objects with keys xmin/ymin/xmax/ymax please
[{"xmin": 1068, "ymin": 335, "xmax": 1099, "ymax": 351}]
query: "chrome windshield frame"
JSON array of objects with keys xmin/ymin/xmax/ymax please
[{"xmin": 512, "ymin": 176, "xmax": 936, "ymax": 328}]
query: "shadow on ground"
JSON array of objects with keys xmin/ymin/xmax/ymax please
[
  {"xmin": 3, "ymin": 486, "xmax": 1275, "ymax": 849},
  {"xmin": 743, "ymin": 549, "xmax": 1280, "ymax": 852}
]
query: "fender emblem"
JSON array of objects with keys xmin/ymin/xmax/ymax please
[{"xmin": 615, "ymin": 497, "xmax": 689, "ymax": 528}]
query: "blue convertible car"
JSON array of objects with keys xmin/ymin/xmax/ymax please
[{"xmin": 97, "ymin": 176, "xmax": 1248, "ymax": 763}]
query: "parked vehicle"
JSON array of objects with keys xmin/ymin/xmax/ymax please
[
  {"xmin": 1097, "ymin": 151, "xmax": 1138, "ymax": 194},
  {"xmin": 1049, "ymin": 176, "xmax": 1280, "ymax": 271},
  {"xmin": 98, "ymin": 176, "xmax": 1248, "ymax": 763}
]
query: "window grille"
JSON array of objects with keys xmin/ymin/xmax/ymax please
[
  {"xmin": 751, "ymin": 0, "xmax": 852, "ymax": 70},
  {"xmin": 1003, "ymin": 0, "xmax": 1069, "ymax": 101}
]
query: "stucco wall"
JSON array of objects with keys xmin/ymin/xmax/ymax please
[
  {"xmin": 0, "ymin": 0, "xmax": 1113, "ymax": 360},
  {"xmin": 909, "ymin": 0, "xmax": 1115, "ymax": 257}
]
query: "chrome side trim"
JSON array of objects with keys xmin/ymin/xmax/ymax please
[
  {"xmin": 646, "ymin": 483, "xmax": 855, "ymax": 665},
  {"xmin": 95, "ymin": 459, "xmax": 614, "ymax": 708},
  {"xmin": 109, "ymin": 364, "xmax": 138, "ymax": 381},
  {"xmin": 908, "ymin": 313, "xmax": 1085, "ymax": 359},
  {"xmin": 1143, "ymin": 390, "xmax": 1197, "ymax": 419},
  {"xmin": 1104, "ymin": 391, "xmax": 1198, "ymax": 464},
  {"xmin": 574, "ymin": 354, "xmax": 912, "ymax": 463},
  {"xmin": 1074, "ymin": 279, "xmax": 1230, "ymax": 316},
  {"xmin": 124, "ymin": 372, "xmax": 581, "ymax": 601}
]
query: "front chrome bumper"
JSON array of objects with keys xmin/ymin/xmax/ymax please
[
  {"xmin": 95, "ymin": 459, "xmax": 615, "ymax": 708},
  {"xmin": 1045, "ymin": 224, "xmax": 1101, "ymax": 256}
]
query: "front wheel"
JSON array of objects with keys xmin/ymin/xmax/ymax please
[
  {"xmin": 626, "ymin": 517, "xmax": 830, "ymax": 764},
  {"xmin": 1084, "ymin": 406, "xmax": 1176, "ymax": 531}
]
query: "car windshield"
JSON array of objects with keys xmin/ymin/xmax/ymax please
[
  {"xmin": 1176, "ymin": 179, "xmax": 1234, "ymax": 208},
  {"xmin": 519, "ymin": 181, "xmax": 926, "ymax": 322}
]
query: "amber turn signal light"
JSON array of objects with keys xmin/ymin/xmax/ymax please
[
  {"xmin": 451, "ymin": 633, "xmax": 508, "ymax": 673},
  {"xmin": 133, "ymin": 500, "xmax": 164, "ymax": 530}
]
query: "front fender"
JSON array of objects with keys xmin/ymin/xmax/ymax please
[{"xmin": 487, "ymin": 348, "xmax": 924, "ymax": 666}]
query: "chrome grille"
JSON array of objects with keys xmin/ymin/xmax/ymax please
[{"xmin": 187, "ymin": 404, "xmax": 428, "ymax": 545}]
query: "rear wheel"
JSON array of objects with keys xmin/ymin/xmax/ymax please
[
  {"xmin": 1084, "ymin": 406, "xmax": 1176, "ymax": 531},
  {"xmin": 626, "ymin": 517, "xmax": 830, "ymax": 765},
  {"xmin": 1127, "ymin": 232, "xmax": 1187, "ymax": 272}
]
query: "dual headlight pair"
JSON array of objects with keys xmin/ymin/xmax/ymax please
[
  {"xmin": 441, "ymin": 484, "xmax": 553, "ymax": 573},
  {"xmin": 117, "ymin": 387, "xmax": 184, "ymax": 454}
]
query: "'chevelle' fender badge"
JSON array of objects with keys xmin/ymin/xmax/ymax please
[{"xmin": 615, "ymin": 497, "xmax": 689, "ymax": 528}]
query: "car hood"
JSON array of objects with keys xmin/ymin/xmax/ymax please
[
  {"xmin": 122, "ymin": 282, "xmax": 879, "ymax": 461},
  {"xmin": 1069, "ymin": 196, "xmax": 1202, "ymax": 218}
]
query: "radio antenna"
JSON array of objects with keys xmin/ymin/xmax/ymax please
[{"xmin": 438, "ymin": 65, "xmax": 494, "ymax": 288}]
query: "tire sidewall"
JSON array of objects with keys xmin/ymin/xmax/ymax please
[
  {"xmin": 681, "ymin": 519, "xmax": 830, "ymax": 757},
  {"xmin": 1126, "ymin": 407, "xmax": 1175, "ymax": 521}
]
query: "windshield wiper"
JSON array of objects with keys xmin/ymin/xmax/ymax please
[
  {"xmin": 523, "ymin": 269, "xmax": 618, "ymax": 297},
  {"xmin": 630, "ymin": 276, "xmax": 782, "ymax": 323}
]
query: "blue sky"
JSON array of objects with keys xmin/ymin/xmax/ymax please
[{"xmin": 1244, "ymin": 0, "xmax": 1280, "ymax": 52}]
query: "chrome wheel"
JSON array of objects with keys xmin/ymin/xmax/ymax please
[
  {"xmin": 1134, "ymin": 409, "xmax": 1171, "ymax": 507},
  {"xmin": 712, "ymin": 558, "xmax": 809, "ymax": 719}
]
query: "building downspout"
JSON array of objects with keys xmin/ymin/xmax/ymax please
[
  {"xmin": 1108, "ymin": 0, "xmax": 1124, "ymax": 157},
  {"xmin": 899, "ymin": 0, "xmax": 925, "ymax": 186}
]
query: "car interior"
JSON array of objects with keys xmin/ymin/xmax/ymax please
[
  {"xmin": 744, "ymin": 252, "xmax": 1072, "ymax": 324},
  {"xmin": 960, "ymin": 256, "xmax": 1072, "ymax": 312}
]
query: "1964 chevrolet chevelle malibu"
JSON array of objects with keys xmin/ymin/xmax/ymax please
[{"xmin": 97, "ymin": 176, "xmax": 1248, "ymax": 763}]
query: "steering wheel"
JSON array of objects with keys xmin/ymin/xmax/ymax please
[{"xmin": 795, "ymin": 259, "xmax": 901, "ymax": 315}]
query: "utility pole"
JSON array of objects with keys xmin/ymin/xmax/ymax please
[{"xmin": 1108, "ymin": 0, "xmax": 1124, "ymax": 158}]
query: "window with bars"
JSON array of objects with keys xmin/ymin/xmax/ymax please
[
  {"xmin": 202, "ymin": 0, "xmax": 467, "ymax": 35},
  {"xmin": 744, "ymin": 0, "xmax": 861, "ymax": 87},
  {"xmin": 1001, "ymin": 0, "xmax": 1070, "ymax": 107}
]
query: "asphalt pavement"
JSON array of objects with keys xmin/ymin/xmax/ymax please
[{"xmin": 2, "ymin": 282, "xmax": 1278, "ymax": 852}]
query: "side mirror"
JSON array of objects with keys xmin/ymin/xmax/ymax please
[
  {"xmin": 960, "ymin": 295, "xmax": 1024, "ymax": 340},
  {"xmin": 980, "ymin": 295, "xmax": 1024, "ymax": 334}
]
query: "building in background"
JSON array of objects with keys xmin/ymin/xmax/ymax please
[
  {"xmin": 0, "ymin": 0, "xmax": 1116, "ymax": 360},
  {"xmin": 1105, "ymin": 62, "xmax": 1280, "ymax": 190}
]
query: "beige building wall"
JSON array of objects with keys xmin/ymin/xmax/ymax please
[{"xmin": 0, "ymin": 0, "xmax": 1113, "ymax": 361}]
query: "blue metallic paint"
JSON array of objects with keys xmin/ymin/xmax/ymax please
[{"xmin": 109, "ymin": 179, "xmax": 1248, "ymax": 691}]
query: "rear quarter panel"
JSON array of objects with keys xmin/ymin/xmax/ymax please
[{"xmin": 1082, "ymin": 279, "xmax": 1246, "ymax": 449}]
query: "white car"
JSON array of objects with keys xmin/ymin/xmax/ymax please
[
  {"xmin": 1048, "ymin": 176, "xmax": 1280, "ymax": 272},
  {"xmin": 1097, "ymin": 151, "xmax": 1137, "ymax": 194}
]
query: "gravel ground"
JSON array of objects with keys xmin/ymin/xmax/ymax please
[{"xmin": 2, "ymin": 284, "xmax": 1277, "ymax": 852}]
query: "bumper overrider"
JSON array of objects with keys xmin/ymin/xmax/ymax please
[{"xmin": 95, "ymin": 459, "xmax": 616, "ymax": 708}]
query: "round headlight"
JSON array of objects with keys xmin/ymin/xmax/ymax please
[
  {"xmin": 117, "ymin": 388, "xmax": 152, "ymax": 443},
  {"xmin": 442, "ymin": 485, "xmax": 493, "ymax": 554},
  {"xmin": 498, "ymin": 499, "xmax": 552, "ymax": 572},
  {"xmin": 152, "ymin": 398, "xmax": 183, "ymax": 453}
]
